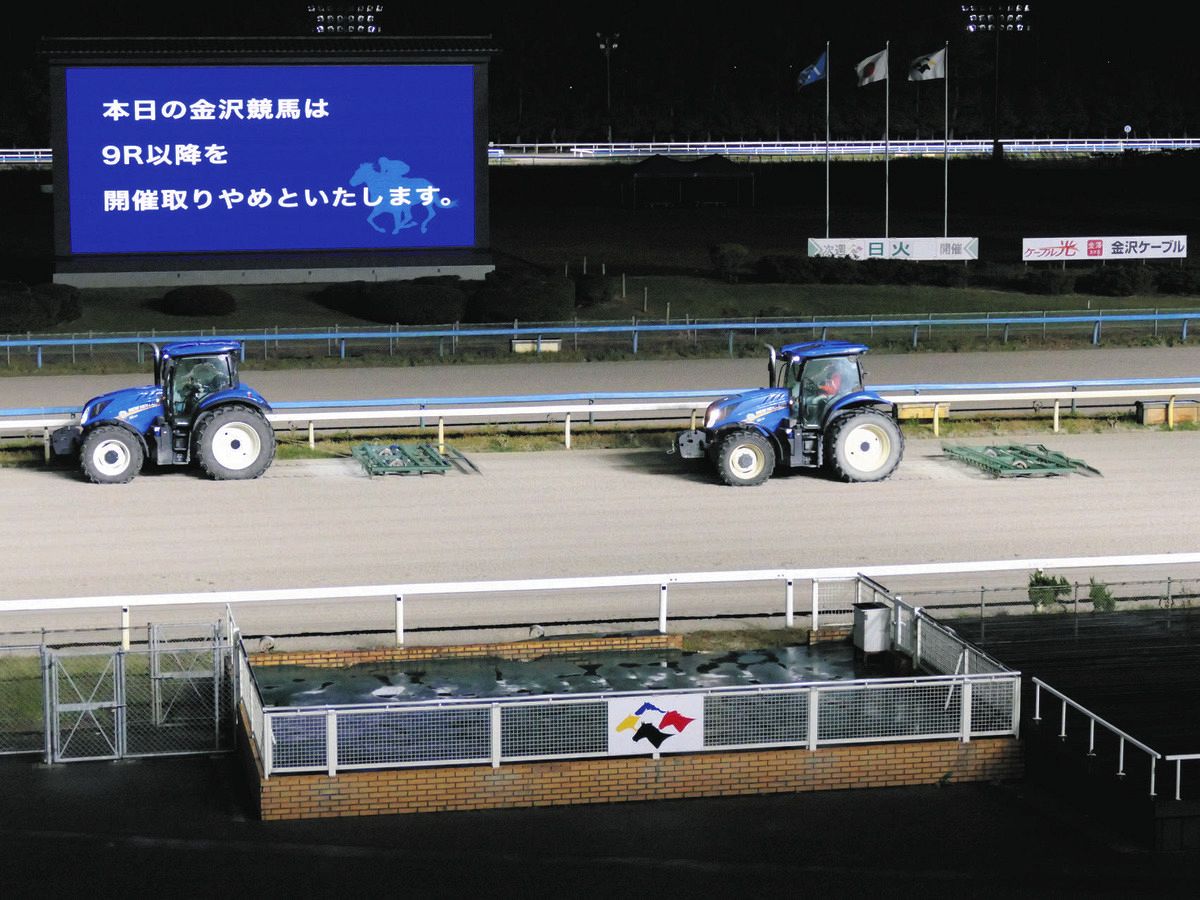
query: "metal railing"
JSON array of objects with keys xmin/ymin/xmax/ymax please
[
  {"xmin": 242, "ymin": 574, "xmax": 1018, "ymax": 778},
  {"xmin": 7, "ymin": 140, "xmax": 1199, "ymax": 170},
  {"xmin": 255, "ymin": 671, "xmax": 1019, "ymax": 778},
  {"xmin": 5, "ymin": 308, "xmax": 1200, "ymax": 371},
  {"xmin": 1166, "ymin": 755, "xmax": 1200, "ymax": 802},
  {"xmin": 7, "ymin": 377, "xmax": 1200, "ymax": 455},
  {"xmin": 1032, "ymin": 677, "xmax": 1162, "ymax": 798},
  {"xmin": 486, "ymin": 138, "xmax": 1200, "ymax": 162},
  {"xmin": 0, "ymin": 148, "xmax": 51, "ymax": 165},
  {"xmin": 6, "ymin": 553, "xmax": 1200, "ymax": 640},
  {"xmin": 901, "ymin": 575, "xmax": 1200, "ymax": 613},
  {"xmin": 11, "ymin": 559, "xmax": 1198, "ymax": 790}
]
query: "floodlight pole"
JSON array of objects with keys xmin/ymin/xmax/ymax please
[
  {"xmin": 944, "ymin": 41, "xmax": 950, "ymax": 237},
  {"xmin": 885, "ymin": 40, "xmax": 890, "ymax": 239},
  {"xmin": 992, "ymin": 28, "xmax": 1001, "ymax": 158},
  {"xmin": 598, "ymin": 32, "xmax": 619, "ymax": 143},
  {"xmin": 824, "ymin": 40, "xmax": 831, "ymax": 238}
]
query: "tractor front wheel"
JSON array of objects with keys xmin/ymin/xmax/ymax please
[
  {"xmin": 715, "ymin": 430, "xmax": 775, "ymax": 487},
  {"xmin": 826, "ymin": 410, "xmax": 904, "ymax": 483},
  {"xmin": 193, "ymin": 406, "xmax": 276, "ymax": 480},
  {"xmin": 80, "ymin": 425, "xmax": 144, "ymax": 484}
]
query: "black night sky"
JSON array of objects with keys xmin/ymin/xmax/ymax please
[{"xmin": 2, "ymin": 3, "xmax": 1197, "ymax": 145}]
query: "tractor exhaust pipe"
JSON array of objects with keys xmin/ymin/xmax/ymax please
[
  {"xmin": 765, "ymin": 344, "xmax": 777, "ymax": 387},
  {"xmin": 142, "ymin": 342, "xmax": 162, "ymax": 385}
]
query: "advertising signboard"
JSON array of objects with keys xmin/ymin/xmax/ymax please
[
  {"xmin": 1021, "ymin": 236, "xmax": 1187, "ymax": 261},
  {"xmin": 808, "ymin": 237, "xmax": 978, "ymax": 261}
]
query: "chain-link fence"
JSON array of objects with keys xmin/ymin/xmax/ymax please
[
  {"xmin": 900, "ymin": 576, "xmax": 1200, "ymax": 625},
  {"xmin": 0, "ymin": 646, "xmax": 44, "ymax": 755},
  {"xmin": 0, "ymin": 621, "xmax": 235, "ymax": 762},
  {"xmin": 6, "ymin": 307, "xmax": 1199, "ymax": 372}
]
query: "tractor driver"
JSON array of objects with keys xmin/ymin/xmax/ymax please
[
  {"xmin": 800, "ymin": 356, "xmax": 858, "ymax": 425},
  {"xmin": 173, "ymin": 358, "xmax": 228, "ymax": 415}
]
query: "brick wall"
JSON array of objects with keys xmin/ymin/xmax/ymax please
[
  {"xmin": 809, "ymin": 625, "xmax": 852, "ymax": 645},
  {"xmin": 252, "ymin": 733, "xmax": 1023, "ymax": 821},
  {"xmin": 249, "ymin": 633, "xmax": 684, "ymax": 668}
]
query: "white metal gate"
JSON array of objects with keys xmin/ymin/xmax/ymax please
[
  {"xmin": 50, "ymin": 651, "xmax": 124, "ymax": 762},
  {"xmin": 44, "ymin": 621, "xmax": 233, "ymax": 764}
]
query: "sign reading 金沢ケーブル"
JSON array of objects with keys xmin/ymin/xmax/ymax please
[
  {"xmin": 64, "ymin": 64, "xmax": 476, "ymax": 254},
  {"xmin": 808, "ymin": 237, "xmax": 979, "ymax": 261},
  {"xmin": 608, "ymin": 695, "xmax": 705, "ymax": 756},
  {"xmin": 1021, "ymin": 236, "xmax": 1187, "ymax": 261}
]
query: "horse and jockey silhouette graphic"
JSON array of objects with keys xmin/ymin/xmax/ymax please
[{"xmin": 349, "ymin": 157, "xmax": 456, "ymax": 235}]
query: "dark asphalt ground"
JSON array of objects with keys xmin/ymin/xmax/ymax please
[{"xmin": 2, "ymin": 752, "xmax": 1199, "ymax": 898}]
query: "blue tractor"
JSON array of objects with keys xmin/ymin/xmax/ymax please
[
  {"xmin": 675, "ymin": 340, "xmax": 903, "ymax": 486},
  {"xmin": 51, "ymin": 340, "xmax": 276, "ymax": 484}
]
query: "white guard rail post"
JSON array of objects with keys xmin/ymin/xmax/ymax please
[{"xmin": 1167, "ymin": 755, "xmax": 1200, "ymax": 801}]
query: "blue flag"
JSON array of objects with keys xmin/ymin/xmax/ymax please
[{"xmin": 797, "ymin": 50, "xmax": 827, "ymax": 88}]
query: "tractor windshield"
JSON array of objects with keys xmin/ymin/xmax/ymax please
[
  {"xmin": 798, "ymin": 356, "xmax": 863, "ymax": 426},
  {"xmin": 171, "ymin": 355, "xmax": 232, "ymax": 417}
]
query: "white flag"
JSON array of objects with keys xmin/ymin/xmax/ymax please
[
  {"xmin": 855, "ymin": 48, "xmax": 888, "ymax": 86},
  {"xmin": 908, "ymin": 47, "xmax": 947, "ymax": 81}
]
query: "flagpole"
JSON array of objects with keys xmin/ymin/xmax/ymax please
[
  {"xmin": 824, "ymin": 40, "xmax": 830, "ymax": 238},
  {"xmin": 943, "ymin": 41, "xmax": 949, "ymax": 237},
  {"xmin": 884, "ymin": 40, "xmax": 890, "ymax": 239}
]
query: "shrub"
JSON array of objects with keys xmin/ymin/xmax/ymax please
[
  {"xmin": 464, "ymin": 268, "xmax": 574, "ymax": 323},
  {"xmin": 0, "ymin": 282, "xmax": 47, "ymax": 331},
  {"xmin": 1153, "ymin": 266, "xmax": 1200, "ymax": 296},
  {"xmin": 1022, "ymin": 269, "xmax": 1077, "ymax": 295},
  {"xmin": 161, "ymin": 285, "xmax": 237, "ymax": 316},
  {"xmin": 708, "ymin": 243, "xmax": 749, "ymax": 283},
  {"xmin": 0, "ymin": 281, "xmax": 83, "ymax": 331},
  {"xmin": 1089, "ymin": 577, "xmax": 1116, "ymax": 612},
  {"xmin": 810, "ymin": 257, "xmax": 855, "ymax": 284},
  {"xmin": 573, "ymin": 273, "xmax": 616, "ymax": 308},
  {"xmin": 32, "ymin": 283, "xmax": 83, "ymax": 323},
  {"xmin": 1075, "ymin": 265, "xmax": 1154, "ymax": 297},
  {"xmin": 1028, "ymin": 569, "xmax": 1070, "ymax": 611},
  {"xmin": 920, "ymin": 264, "xmax": 970, "ymax": 288},
  {"xmin": 316, "ymin": 278, "xmax": 467, "ymax": 325},
  {"xmin": 755, "ymin": 254, "xmax": 816, "ymax": 284}
]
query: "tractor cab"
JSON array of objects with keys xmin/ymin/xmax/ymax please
[
  {"xmin": 155, "ymin": 342, "xmax": 241, "ymax": 422},
  {"xmin": 769, "ymin": 343, "xmax": 866, "ymax": 428}
]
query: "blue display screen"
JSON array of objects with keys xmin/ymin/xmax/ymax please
[{"xmin": 64, "ymin": 64, "xmax": 476, "ymax": 254}]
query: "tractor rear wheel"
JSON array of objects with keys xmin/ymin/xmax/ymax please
[
  {"xmin": 193, "ymin": 406, "xmax": 276, "ymax": 480},
  {"xmin": 80, "ymin": 425, "xmax": 144, "ymax": 484},
  {"xmin": 715, "ymin": 430, "xmax": 775, "ymax": 487},
  {"xmin": 826, "ymin": 410, "xmax": 904, "ymax": 483}
]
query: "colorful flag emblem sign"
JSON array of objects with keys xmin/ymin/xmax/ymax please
[{"xmin": 608, "ymin": 696, "xmax": 704, "ymax": 754}]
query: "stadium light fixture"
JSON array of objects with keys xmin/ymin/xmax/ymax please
[
  {"xmin": 308, "ymin": 4, "xmax": 384, "ymax": 35},
  {"xmin": 961, "ymin": 5, "xmax": 1033, "ymax": 153}
]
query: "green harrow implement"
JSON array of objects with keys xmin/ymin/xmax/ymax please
[
  {"xmin": 942, "ymin": 443, "xmax": 1101, "ymax": 478},
  {"xmin": 352, "ymin": 443, "xmax": 479, "ymax": 477}
]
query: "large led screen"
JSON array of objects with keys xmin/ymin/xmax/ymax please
[{"xmin": 64, "ymin": 64, "xmax": 476, "ymax": 254}]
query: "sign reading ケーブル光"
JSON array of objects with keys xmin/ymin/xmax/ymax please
[{"xmin": 64, "ymin": 65, "xmax": 475, "ymax": 254}]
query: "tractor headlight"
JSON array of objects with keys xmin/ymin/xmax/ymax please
[
  {"xmin": 80, "ymin": 399, "xmax": 111, "ymax": 425},
  {"xmin": 704, "ymin": 403, "xmax": 721, "ymax": 430}
]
